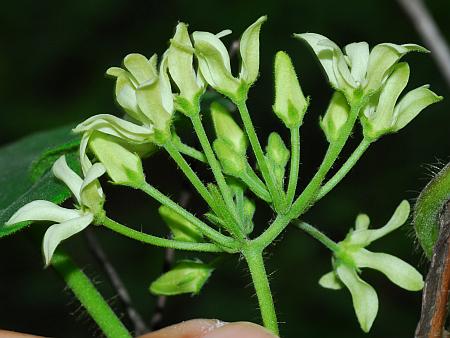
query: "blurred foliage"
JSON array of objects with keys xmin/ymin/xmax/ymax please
[{"xmin": 0, "ymin": 0, "xmax": 449, "ymax": 337}]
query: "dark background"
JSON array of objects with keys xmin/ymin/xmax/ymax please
[{"xmin": 1, "ymin": 0, "xmax": 449, "ymax": 337}]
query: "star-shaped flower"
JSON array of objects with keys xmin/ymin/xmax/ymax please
[
  {"xmin": 319, "ymin": 200, "xmax": 424, "ymax": 332},
  {"xmin": 6, "ymin": 156, "xmax": 105, "ymax": 265}
]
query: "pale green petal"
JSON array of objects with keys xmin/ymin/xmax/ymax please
[
  {"xmin": 369, "ymin": 62, "xmax": 410, "ymax": 133},
  {"xmin": 355, "ymin": 213, "xmax": 370, "ymax": 230},
  {"xmin": 365, "ymin": 43, "xmax": 427, "ymax": 93},
  {"xmin": 158, "ymin": 51, "xmax": 174, "ymax": 114},
  {"xmin": 354, "ymin": 249, "xmax": 424, "ymax": 291},
  {"xmin": 239, "ymin": 15, "xmax": 267, "ymax": 84},
  {"xmin": 6, "ymin": 200, "xmax": 81, "ymax": 225},
  {"xmin": 79, "ymin": 163, "xmax": 105, "ymax": 213},
  {"xmin": 320, "ymin": 92, "xmax": 349, "ymax": 143},
  {"xmin": 192, "ymin": 31, "xmax": 240, "ymax": 95},
  {"xmin": 319, "ymin": 270, "xmax": 343, "ymax": 290},
  {"xmin": 43, "ymin": 214, "xmax": 93, "ymax": 266},
  {"xmin": 211, "ymin": 102, "xmax": 247, "ymax": 154},
  {"xmin": 345, "ymin": 42, "xmax": 369, "ymax": 84},
  {"xmin": 74, "ymin": 114, "xmax": 154, "ymax": 143},
  {"xmin": 336, "ymin": 264, "xmax": 378, "ymax": 332},
  {"xmin": 392, "ymin": 85, "xmax": 443, "ymax": 132},
  {"xmin": 123, "ymin": 53, "xmax": 158, "ymax": 84},
  {"xmin": 349, "ymin": 200, "xmax": 410, "ymax": 246},
  {"xmin": 294, "ymin": 33, "xmax": 339, "ymax": 88},
  {"xmin": 168, "ymin": 22, "xmax": 201, "ymax": 102},
  {"xmin": 273, "ymin": 51, "xmax": 308, "ymax": 128},
  {"xmin": 52, "ymin": 156, "xmax": 83, "ymax": 203},
  {"xmin": 79, "ymin": 132, "xmax": 93, "ymax": 174}
]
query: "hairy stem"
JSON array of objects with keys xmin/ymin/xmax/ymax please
[
  {"xmin": 243, "ymin": 247, "xmax": 279, "ymax": 336},
  {"xmin": 139, "ymin": 182, "xmax": 239, "ymax": 250},
  {"xmin": 51, "ymin": 250, "xmax": 131, "ymax": 338},
  {"xmin": 172, "ymin": 137, "xmax": 207, "ymax": 163},
  {"xmin": 285, "ymin": 126, "xmax": 300, "ymax": 208},
  {"xmin": 235, "ymin": 100, "xmax": 284, "ymax": 211},
  {"xmin": 317, "ymin": 138, "xmax": 372, "ymax": 201},
  {"xmin": 101, "ymin": 216, "xmax": 224, "ymax": 252},
  {"xmin": 293, "ymin": 221, "xmax": 339, "ymax": 251}
]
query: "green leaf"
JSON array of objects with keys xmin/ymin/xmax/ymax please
[
  {"xmin": 0, "ymin": 124, "xmax": 81, "ymax": 237},
  {"xmin": 149, "ymin": 260, "xmax": 214, "ymax": 296}
]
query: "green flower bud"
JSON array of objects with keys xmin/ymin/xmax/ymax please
[
  {"xmin": 158, "ymin": 205, "xmax": 203, "ymax": 242},
  {"xmin": 211, "ymin": 102, "xmax": 247, "ymax": 154},
  {"xmin": 320, "ymin": 92, "xmax": 350, "ymax": 143},
  {"xmin": 89, "ymin": 132, "xmax": 145, "ymax": 187},
  {"xmin": 149, "ymin": 260, "xmax": 213, "ymax": 296},
  {"xmin": 168, "ymin": 22, "xmax": 205, "ymax": 114},
  {"xmin": 266, "ymin": 132, "xmax": 290, "ymax": 168},
  {"xmin": 273, "ymin": 51, "xmax": 308, "ymax": 128},
  {"xmin": 242, "ymin": 197, "xmax": 256, "ymax": 234},
  {"xmin": 213, "ymin": 139, "xmax": 246, "ymax": 176}
]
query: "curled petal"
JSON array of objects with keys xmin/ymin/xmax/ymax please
[
  {"xmin": 74, "ymin": 114, "xmax": 154, "ymax": 143},
  {"xmin": 52, "ymin": 156, "xmax": 83, "ymax": 203},
  {"xmin": 80, "ymin": 163, "xmax": 106, "ymax": 200},
  {"xmin": 345, "ymin": 42, "xmax": 369, "ymax": 84},
  {"xmin": 336, "ymin": 264, "xmax": 378, "ymax": 332},
  {"xmin": 354, "ymin": 249, "xmax": 424, "ymax": 291},
  {"xmin": 392, "ymin": 85, "xmax": 443, "ymax": 132},
  {"xmin": 6, "ymin": 200, "xmax": 81, "ymax": 226},
  {"xmin": 43, "ymin": 214, "xmax": 93, "ymax": 266},
  {"xmin": 123, "ymin": 53, "xmax": 158, "ymax": 85},
  {"xmin": 239, "ymin": 15, "xmax": 267, "ymax": 84},
  {"xmin": 79, "ymin": 132, "xmax": 93, "ymax": 174},
  {"xmin": 158, "ymin": 51, "xmax": 174, "ymax": 114}
]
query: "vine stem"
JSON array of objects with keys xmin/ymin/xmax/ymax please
[
  {"xmin": 235, "ymin": 100, "xmax": 284, "ymax": 211},
  {"xmin": 138, "ymin": 181, "xmax": 239, "ymax": 250},
  {"xmin": 243, "ymin": 247, "xmax": 279, "ymax": 336},
  {"xmin": 316, "ymin": 138, "xmax": 372, "ymax": 200},
  {"xmin": 285, "ymin": 126, "xmax": 300, "ymax": 208},
  {"xmin": 190, "ymin": 113, "xmax": 239, "ymax": 222},
  {"xmin": 101, "ymin": 216, "xmax": 224, "ymax": 252},
  {"xmin": 51, "ymin": 249, "xmax": 131, "ymax": 338}
]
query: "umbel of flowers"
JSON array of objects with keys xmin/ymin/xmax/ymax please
[{"xmin": 5, "ymin": 15, "xmax": 441, "ymax": 336}]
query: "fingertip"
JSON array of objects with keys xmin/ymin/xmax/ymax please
[{"xmin": 203, "ymin": 321, "xmax": 278, "ymax": 338}]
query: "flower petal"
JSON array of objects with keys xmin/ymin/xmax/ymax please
[
  {"xmin": 344, "ymin": 42, "xmax": 369, "ymax": 84},
  {"xmin": 123, "ymin": 53, "xmax": 158, "ymax": 85},
  {"xmin": 319, "ymin": 270, "xmax": 343, "ymax": 290},
  {"xmin": 392, "ymin": 85, "xmax": 443, "ymax": 132},
  {"xmin": 355, "ymin": 213, "xmax": 370, "ymax": 231},
  {"xmin": 159, "ymin": 51, "xmax": 174, "ymax": 114},
  {"xmin": 6, "ymin": 200, "xmax": 81, "ymax": 225},
  {"xmin": 74, "ymin": 114, "xmax": 154, "ymax": 143},
  {"xmin": 353, "ymin": 249, "xmax": 424, "ymax": 291},
  {"xmin": 239, "ymin": 16, "xmax": 267, "ymax": 84},
  {"xmin": 52, "ymin": 155, "xmax": 83, "ymax": 203},
  {"xmin": 43, "ymin": 214, "xmax": 93, "ymax": 265},
  {"xmin": 365, "ymin": 43, "xmax": 427, "ymax": 93},
  {"xmin": 295, "ymin": 33, "xmax": 339, "ymax": 89},
  {"xmin": 336, "ymin": 264, "xmax": 378, "ymax": 332}
]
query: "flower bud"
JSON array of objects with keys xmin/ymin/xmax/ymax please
[
  {"xmin": 211, "ymin": 102, "xmax": 247, "ymax": 154},
  {"xmin": 149, "ymin": 260, "xmax": 213, "ymax": 296},
  {"xmin": 158, "ymin": 205, "xmax": 203, "ymax": 242},
  {"xmin": 266, "ymin": 132, "xmax": 290, "ymax": 168},
  {"xmin": 273, "ymin": 51, "xmax": 308, "ymax": 128},
  {"xmin": 213, "ymin": 139, "xmax": 246, "ymax": 176},
  {"xmin": 320, "ymin": 92, "xmax": 350, "ymax": 143},
  {"xmin": 89, "ymin": 132, "xmax": 145, "ymax": 187}
]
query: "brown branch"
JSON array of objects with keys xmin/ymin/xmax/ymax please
[
  {"xmin": 397, "ymin": 0, "xmax": 450, "ymax": 88},
  {"xmin": 415, "ymin": 199, "xmax": 450, "ymax": 338},
  {"xmin": 85, "ymin": 228, "xmax": 149, "ymax": 335}
]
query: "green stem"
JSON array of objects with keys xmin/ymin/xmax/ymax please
[
  {"xmin": 293, "ymin": 221, "xmax": 339, "ymax": 251},
  {"xmin": 235, "ymin": 100, "xmax": 284, "ymax": 211},
  {"xmin": 190, "ymin": 113, "xmax": 239, "ymax": 222},
  {"xmin": 243, "ymin": 247, "xmax": 279, "ymax": 336},
  {"xmin": 51, "ymin": 250, "xmax": 131, "ymax": 338},
  {"xmin": 241, "ymin": 166, "xmax": 272, "ymax": 202},
  {"xmin": 101, "ymin": 216, "xmax": 224, "ymax": 252},
  {"xmin": 254, "ymin": 99, "xmax": 363, "ymax": 249},
  {"xmin": 164, "ymin": 141, "xmax": 213, "ymax": 206},
  {"xmin": 317, "ymin": 138, "xmax": 371, "ymax": 201},
  {"xmin": 173, "ymin": 138, "xmax": 207, "ymax": 163},
  {"xmin": 139, "ymin": 181, "xmax": 239, "ymax": 251},
  {"xmin": 285, "ymin": 126, "xmax": 300, "ymax": 208}
]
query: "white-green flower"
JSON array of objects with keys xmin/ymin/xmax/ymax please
[
  {"xmin": 360, "ymin": 62, "xmax": 442, "ymax": 140},
  {"xmin": 192, "ymin": 16, "xmax": 266, "ymax": 100},
  {"xmin": 5, "ymin": 156, "xmax": 105, "ymax": 265},
  {"xmin": 295, "ymin": 33, "xmax": 428, "ymax": 100},
  {"xmin": 319, "ymin": 200, "xmax": 424, "ymax": 332}
]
